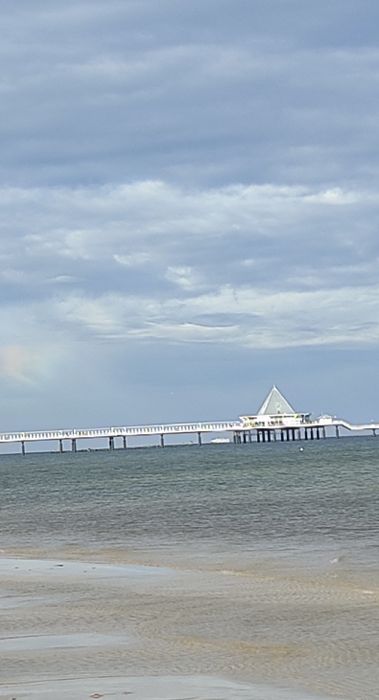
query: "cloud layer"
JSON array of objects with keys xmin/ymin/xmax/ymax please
[
  {"xmin": 1, "ymin": 1, "xmax": 379, "ymax": 425},
  {"xmin": 2, "ymin": 180, "xmax": 378, "ymax": 351}
]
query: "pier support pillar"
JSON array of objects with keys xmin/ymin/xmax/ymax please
[
  {"xmin": 109, "ymin": 436, "xmax": 114, "ymax": 450},
  {"xmin": 335, "ymin": 425, "xmax": 340, "ymax": 438},
  {"xmin": 373, "ymin": 429, "xmax": 377, "ymax": 437},
  {"xmin": 267, "ymin": 430, "xmax": 271, "ymax": 442},
  {"xmin": 248, "ymin": 431, "xmax": 252, "ymax": 443},
  {"xmin": 257, "ymin": 431, "xmax": 261, "ymax": 443},
  {"xmin": 160, "ymin": 433, "xmax": 165, "ymax": 448},
  {"xmin": 322, "ymin": 426, "xmax": 326, "ymax": 439},
  {"xmin": 316, "ymin": 428, "xmax": 320, "ymax": 440},
  {"xmin": 198, "ymin": 431, "xmax": 202, "ymax": 446},
  {"xmin": 280, "ymin": 430, "xmax": 284, "ymax": 442},
  {"xmin": 72, "ymin": 439, "xmax": 77, "ymax": 453},
  {"xmin": 310, "ymin": 429, "xmax": 314, "ymax": 440},
  {"xmin": 123, "ymin": 436, "xmax": 127, "ymax": 448},
  {"xmin": 59, "ymin": 439, "xmax": 63, "ymax": 453},
  {"xmin": 273, "ymin": 430, "xmax": 277, "ymax": 441},
  {"xmin": 304, "ymin": 428, "xmax": 308, "ymax": 440},
  {"xmin": 21, "ymin": 441, "xmax": 25, "ymax": 456}
]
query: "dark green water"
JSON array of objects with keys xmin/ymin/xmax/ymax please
[{"xmin": 0, "ymin": 436, "xmax": 378, "ymax": 570}]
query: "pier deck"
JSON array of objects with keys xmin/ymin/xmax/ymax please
[{"xmin": 0, "ymin": 416, "xmax": 377, "ymax": 454}]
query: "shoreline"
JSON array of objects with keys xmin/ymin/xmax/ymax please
[{"xmin": 2, "ymin": 539, "xmax": 378, "ymax": 588}]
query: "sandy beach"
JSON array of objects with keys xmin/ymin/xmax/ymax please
[
  {"xmin": 0, "ymin": 675, "xmax": 326, "ymax": 700},
  {"xmin": 0, "ymin": 550, "xmax": 378, "ymax": 700}
]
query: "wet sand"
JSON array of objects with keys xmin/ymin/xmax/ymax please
[
  {"xmin": 0, "ymin": 551, "xmax": 378, "ymax": 700},
  {"xmin": 0, "ymin": 674, "xmax": 327, "ymax": 700}
]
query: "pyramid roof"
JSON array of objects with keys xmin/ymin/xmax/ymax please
[{"xmin": 257, "ymin": 385, "xmax": 295, "ymax": 415}]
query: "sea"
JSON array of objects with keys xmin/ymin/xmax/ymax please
[{"xmin": 0, "ymin": 436, "xmax": 378, "ymax": 699}]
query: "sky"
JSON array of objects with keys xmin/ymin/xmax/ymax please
[{"xmin": 1, "ymin": 0, "xmax": 379, "ymax": 432}]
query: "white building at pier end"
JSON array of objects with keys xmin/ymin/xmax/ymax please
[{"xmin": 240, "ymin": 385, "xmax": 311, "ymax": 429}]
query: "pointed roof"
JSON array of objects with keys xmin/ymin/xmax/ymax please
[{"xmin": 257, "ymin": 385, "xmax": 295, "ymax": 415}]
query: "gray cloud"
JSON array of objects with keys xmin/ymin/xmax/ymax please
[
  {"xmin": 1, "ymin": 181, "xmax": 378, "ymax": 352},
  {"xmin": 1, "ymin": 1, "xmax": 379, "ymax": 188},
  {"xmin": 1, "ymin": 0, "xmax": 379, "ymax": 425}
]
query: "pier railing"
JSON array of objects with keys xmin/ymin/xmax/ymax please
[
  {"xmin": 0, "ymin": 420, "xmax": 242, "ymax": 444},
  {"xmin": 0, "ymin": 416, "xmax": 377, "ymax": 452}
]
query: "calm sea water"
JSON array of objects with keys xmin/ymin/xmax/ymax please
[{"xmin": 0, "ymin": 436, "xmax": 378, "ymax": 572}]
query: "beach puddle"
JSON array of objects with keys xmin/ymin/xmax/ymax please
[
  {"xmin": 0, "ymin": 632, "xmax": 131, "ymax": 653},
  {"xmin": 0, "ymin": 593, "xmax": 63, "ymax": 610},
  {"xmin": 0, "ymin": 556, "xmax": 170, "ymax": 581}
]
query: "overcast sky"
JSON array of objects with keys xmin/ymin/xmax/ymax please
[{"xmin": 1, "ymin": 0, "xmax": 379, "ymax": 432}]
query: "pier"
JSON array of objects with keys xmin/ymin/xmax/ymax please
[{"xmin": 0, "ymin": 386, "xmax": 377, "ymax": 454}]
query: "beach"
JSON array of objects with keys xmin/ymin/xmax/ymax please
[
  {"xmin": 0, "ymin": 548, "xmax": 377, "ymax": 699},
  {"xmin": 0, "ymin": 439, "xmax": 378, "ymax": 699}
]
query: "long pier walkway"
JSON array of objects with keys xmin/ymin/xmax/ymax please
[{"xmin": 0, "ymin": 416, "xmax": 377, "ymax": 455}]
